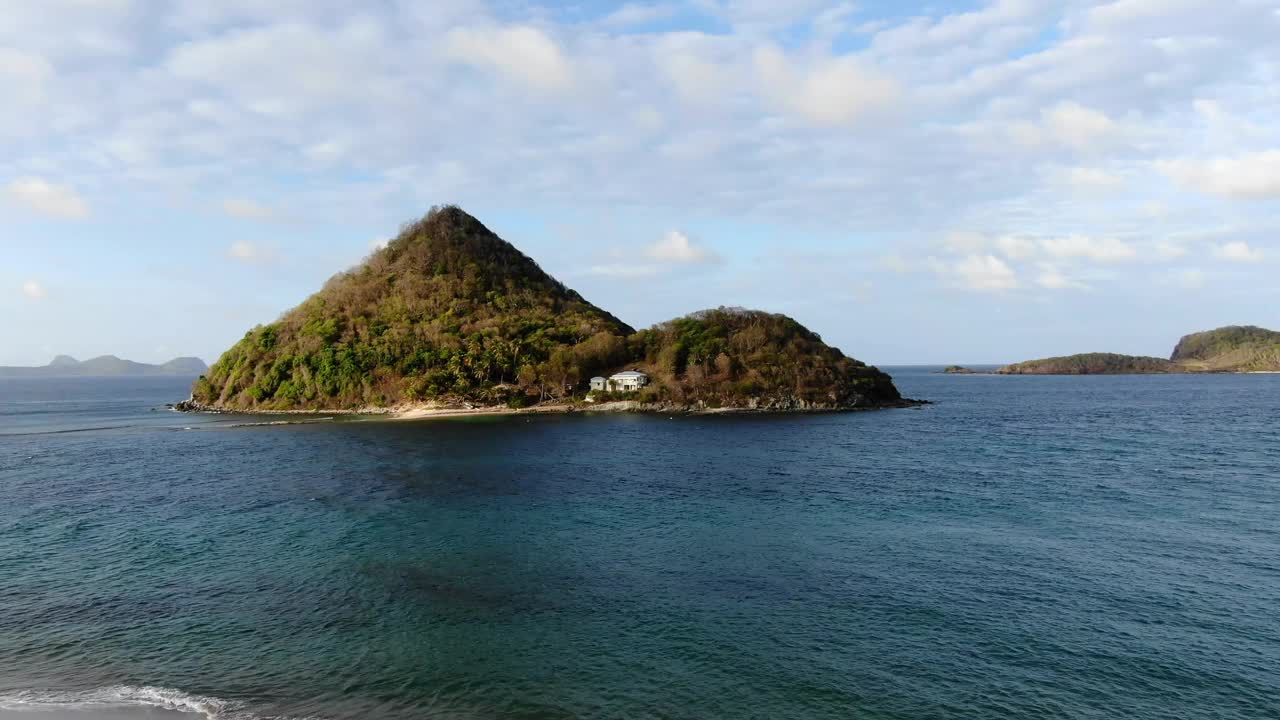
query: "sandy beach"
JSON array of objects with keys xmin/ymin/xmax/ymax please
[
  {"xmin": 388, "ymin": 401, "xmax": 652, "ymax": 420},
  {"xmin": 388, "ymin": 403, "xmax": 582, "ymax": 421}
]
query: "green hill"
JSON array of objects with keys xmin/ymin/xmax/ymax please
[
  {"xmin": 617, "ymin": 308, "xmax": 902, "ymax": 410},
  {"xmin": 995, "ymin": 325, "xmax": 1280, "ymax": 375},
  {"xmin": 193, "ymin": 207, "xmax": 633, "ymax": 409},
  {"xmin": 996, "ymin": 353, "xmax": 1175, "ymax": 375},
  {"xmin": 1170, "ymin": 326, "xmax": 1280, "ymax": 372},
  {"xmin": 189, "ymin": 207, "xmax": 907, "ymax": 412}
]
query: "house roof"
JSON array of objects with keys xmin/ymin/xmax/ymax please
[
  {"xmin": 611, "ymin": 370, "xmax": 648, "ymax": 379},
  {"xmin": 590, "ymin": 376, "xmax": 606, "ymax": 381}
]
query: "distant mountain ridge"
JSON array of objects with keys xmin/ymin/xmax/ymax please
[
  {"xmin": 0, "ymin": 355, "xmax": 208, "ymax": 378},
  {"xmin": 993, "ymin": 326, "xmax": 1280, "ymax": 375}
]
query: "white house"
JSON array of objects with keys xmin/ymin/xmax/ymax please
[
  {"xmin": 607, "ymin": 370, "xmax": 650, "ymax": 392},
  {"xmin": 589, "ymin": 370, "xmax": 651, "ymax": 393}
]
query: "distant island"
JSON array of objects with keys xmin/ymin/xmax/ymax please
[
  {"xmin": 997, "ymin": 353, "xmax": 1176, "ymax": 375},
  {"xmin": 181, "ymin": 207, "xmax": 916, "ymax": 416},
  {"xmin": 942, "ymin": 365, "xmax": 977, "ymax": 374},
  {"xmin": 0, "ymin": 355, "xmax": 208, "ymax": 378},
  {"xmin": 990, "ymin": 326, "xmax": 1280, "ymax": 375}
]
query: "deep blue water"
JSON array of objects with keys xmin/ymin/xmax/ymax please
[{"xmin": 1, "ymin": 370, "xmax": 1278, "ymax": 719}]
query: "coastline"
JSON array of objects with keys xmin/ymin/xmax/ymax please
[
  {"xmin": 174, "ymin": 398, "xmax": 928, "ymax": 421},
  {"xmin": 937, "ymin": 369, "xmax": 1280, "ymax": 376}
]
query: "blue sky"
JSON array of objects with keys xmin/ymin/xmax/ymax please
[{"xmin": 3, "ymin": 0, "xmax": 1278, "ymax": 366}]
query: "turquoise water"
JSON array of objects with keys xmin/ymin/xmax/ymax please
[{"xmin": 1, "ymin": 370, "xmax": 1278, "ymax": 719}]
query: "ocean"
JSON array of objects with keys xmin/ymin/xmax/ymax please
[{"xmin": 1, "ymin": 369, "xmax": 1277, "ymax": 719}]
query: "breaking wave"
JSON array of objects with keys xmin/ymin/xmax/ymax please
[{"xmin": 0, "ymin": 686, "xmax": 317, "ymax": 720}]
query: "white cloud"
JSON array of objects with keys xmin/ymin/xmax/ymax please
[
  {"xmin": 812, "ymin": 3, "xmax": 860, "ymax": 39},
  {"xmin": 601, "ymin": 3, "xmax": 677, "ymax": 27},
  {"xmin": 222, "ymin": 198, "xmax": 276, "ymax": 221},
  {"xmin": 1213, "ymin": 241, "xmax": 1264, "ymax": 263},
  {"xmin": 943, "ymin": 254, "xmax": 1018, "ymax": 291},
  {"xmin": 656, "ymin": 41, "xmax": 729, "ymax": 105},
  {"xmin": 0, "ymin": 47, "xmax": 54, "ymax": 115},
  {"xmin": 304, "ymin": 139, "xmax": 350, "ymax": 165},
  {"xmin": 166, "ymin": 20, "xmax": 399, "ymax": 116},
  {"xmin": 1035, "ymin": 263, "xmax": 1089, "ymax": 290},
  {"xmin": 227, "ymin": 241, "xmax": 264, "ymax": 263},
  {"xmin": 754, "ymin": 44, "xmax": 899, "ymax": 126},
  {"xmin": 3, "ymin": 178, "xmax": 90, "ymax": 219},
  {"xmin": 1042, "ymin": 102, "xmax": 1116, "ymax": 150},
  {"xmin": 1010, "ymin": 102, "xmax": 1119, "ymax": 151},
  {"xmin": 444, "ymin": 25, "xmax": 575, "ymax": 93},
  {"xmin": 21, "ymin": 280, "xmax": 47, "ymax": 300},
  {"xmin": 1084, "ymin": 0, "xmax": 1247, "ymax": 36},
  {"xmin": 1040, "ymin": 235, "xmax": 1136, "ymax": 263},
  {"xmin": 586, "ymin": 230, "xmax": 721, "ymax": 278},
  {"xmin": 1154, "ymin": 240, "xmax": 1187, "ymax": 260},
  {"xmin": 1063, "ymin": 166, "xmax": 1121, "ymax": 191},
  {"xmin": 943, "ymin": 232, "xmax": 1140, "ymax": 266},
  {"xmin": 1157, "ymin": 151, "xmax": 1280, "ymax": 199},
  {"xmin": 2, "ymin": 0, "xmax": 1278, "ymax": 350},
  {"xmin": 698, "ymin": 0, "xmax": 834, "ymax": 31},
  {"xmin": 1168, "ymin": 268, "xmax": 1206, "ymax": 290},
  {"xmin": 0, "ymin": 1, "xmax": 139, "ymax": 60},
  {"xmin": 879, "ymin": 254, "xmax": 914, "ymax": 273},
  {"xmin": 995, "ymin": 234, "xmax": 1038, "ymax": 260},
  {"xmin": 943, "ymin": 231, "xmax": 988, "ymax": 254},
  {"xmin": 645, "ymin": 230, "xmax": 720, "ymax": 264}
]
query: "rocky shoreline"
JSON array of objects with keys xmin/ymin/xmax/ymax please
[{"xmin": 173, "ymin": 396, "xmax": 929, "ymax": 419}]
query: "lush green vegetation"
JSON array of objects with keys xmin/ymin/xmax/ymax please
[
  {"xmin": 194, "ymin": 207, "xmax": 634, "ymax": 409},
  {"xmin": 1170, "ymin": 326, "xmax": 1280, "ymax": 372},
  {"xmin": 623, "ymin": 308, "xmax": 903, "ymax": 409},
  {"xmin": 192, "ymin": 208, "xmax": 905, "ymax": 411},
  {"xmin": 996, "ymin": 353, "xmax": 1175, "ymax": 375}
]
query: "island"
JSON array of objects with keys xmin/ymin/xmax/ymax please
[
  {"xmin": 941, "ymin": 366, "xmax": 977, "ymax": 374},
  {"xmin": 0, "ymin": 355, "xmax": 208, "ymax": 378},
  {"xmin": 996, "ymin": 353, "xmax": 1176, "ymax": 375},
  {"xmin": 991, "ymin": 326, "xmax": 1280, "ymax": 375},
  {"xmin": 181, "ymin": 206, "xmax": 918, "ymax": 416},
  {"xmin": 1170, "ymin": 326, "xmax": 1280, "ymax": 372}
]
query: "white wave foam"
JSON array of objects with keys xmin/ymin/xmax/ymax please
[
  {"xmin": 0, "ymin": 685, "xmax": 317, "ymax": 720},
  {"xmin": 226, "ymin": 418, "xmax": 335, "ymax": 428}
]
